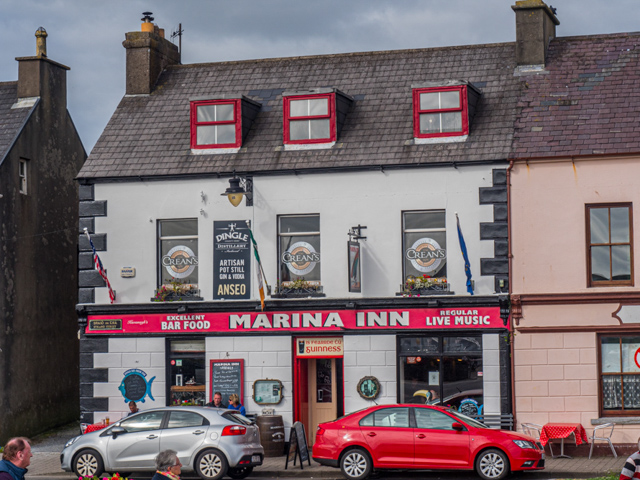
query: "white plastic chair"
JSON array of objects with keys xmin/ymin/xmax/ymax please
[
  {"xmin": 522, "ymin": 423, "xmax": 553, "ymax": 457},
  {"xmin": 589, "ymin": 423, "xmax": 617, "ymax": 459}
]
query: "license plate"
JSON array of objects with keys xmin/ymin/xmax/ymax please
[
  {"xmin": 251, "ymin": 455, "xmax": 260, "ymax": 463},
  {"xmin": 541, "ymin": 453, "xmax": 545, "ymax": 460}
]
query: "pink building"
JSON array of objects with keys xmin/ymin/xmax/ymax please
[{"xmin": 510, "ymin": 2, "xmax": 640, "ymax": 453}]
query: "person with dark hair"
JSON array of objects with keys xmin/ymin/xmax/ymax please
[
  {"xmin": 206, "ymin": 392, "xmax": 227, "ymax": 408},
  {"xmin": 228, "ymin": 393, "xmax": 246, "ymax": 415},
  {"xmin": 128, "ymin": 401, "xmax": 139, "ymax": 416},
  {"xmin": 152, "ymin": 450, "xmax": 181, "ymax": 480},
  {"xmin": 0, "ymin": 437, "xmax": 32, "ymax": 480},
  {"xmin": 620, "ymin": 438, "xmax": 640, "ymax": 480}
]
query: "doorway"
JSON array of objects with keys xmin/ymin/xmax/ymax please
[{"xmin": 294, "ymin": 337, "xmax": 344, "ymax": 445}]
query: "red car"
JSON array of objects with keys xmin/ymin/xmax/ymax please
[{"xmin": 312, "ymin": 404, "xmax": 544, "ymax": 480}]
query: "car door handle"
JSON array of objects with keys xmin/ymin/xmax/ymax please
[
  {"xmin": 147, "ymin": 434, "xmax": 158, "ymax": 439},
  {"xmin": 367, "ymin": 432, "xmax": 376, "ymax": 437},
  {"xmin": 193, "ymin": 430, "xmax": 205, "ymax": 435},
  {"xmin": 416, "ymin": 434, "xmax": 426, "ymax": 439}
]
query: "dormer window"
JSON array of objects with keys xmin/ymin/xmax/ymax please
[
  {"xmin": 283, "ymin": 89, "xmax": 353, "ymax": 148},
  {"xmin": 190, "ymin": 96, "xmax": 261, "ymax": 153},
  {"xmin": 412, "ymin": 81, "xmax": 480, "ymax": 143}
]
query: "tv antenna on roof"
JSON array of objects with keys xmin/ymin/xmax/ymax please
[{"xmin": 171, "ymin": 23, "xmax": 184, "ymax": 54}]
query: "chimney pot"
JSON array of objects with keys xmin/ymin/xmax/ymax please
[{"xmin": 35, "ymin": 27, "xmax": 47, "ymax": 57}]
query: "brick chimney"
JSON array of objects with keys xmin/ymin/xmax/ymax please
[
  {"xmin": 512, "ymin": 0, "xmax": 560, "ymax": 68},
  {"xmin": 122, "ymin": 12, "xmax": 181, "ymax": 95},
  {"xmin": 15, "ymin": 27, "xmax": 69, "ymax": 107}
]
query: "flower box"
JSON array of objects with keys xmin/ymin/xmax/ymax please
[
  {"xmin": 152, "ymin": 282, "xmax": 202, "ymax": 302},
  {"xmin": 272, "ymin": 280, "xmax": 325, "ymax": 298}
]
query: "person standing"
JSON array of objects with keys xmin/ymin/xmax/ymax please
[
  {"xmin": 0, "ymin": 437, "xmax": 32, "ymax": 480},
  {"xmin": 206, "ymin": 392, "xmax": 227, "ymax": 408},
  {"xmin": 152, "ymin": 450, "xmax": 182, "ymax": 480},
  {"xmin": 128, "ymin": 401, "xmax": 139, "ymax": 416},
  {"xmin": 620, "ymin": 438, "xmax": 640, "ymax": 480},
  {"xmin": 228, "ymin": 393, "xmax": 246, "ymax": 415}
]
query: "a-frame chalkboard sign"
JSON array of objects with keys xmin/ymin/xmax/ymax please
[{"xmin": 284, "ymin": 421, "xmax": 311, "ymax": 470}]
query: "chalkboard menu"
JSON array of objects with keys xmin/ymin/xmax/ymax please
[
  {"xmin": 285, "ymin": 421, "xmax": 310, "ymax": 470},
  {"xmin": 210, "ymin": 359, "xmax": 244, "ymax": 402}
]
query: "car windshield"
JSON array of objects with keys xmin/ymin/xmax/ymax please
[
  {"xmin": 446, "ymin": 409, "xmax": 489, "ymax": 429},
  {"xmin": 222, "ymin": 411, "xmax": 253, "ymax": 425}
]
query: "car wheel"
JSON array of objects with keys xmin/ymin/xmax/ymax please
[
  {"xmin": 476, "ymin": 448, "xmax": 509, "ymax": 480},
  {"xmin": 196, "ymin": 449, "xmax": 228, "ymax": 480},
  {"xmin": 73, "ymin": 449, "xmax": 104, "ymax": 478},
  {"xmin": 227, "ymin": 466, "xmax": 253, "ymax": 479},
  {"xmin": 340, "ymin": 448, "xmax": 372, "ymax": 480}
]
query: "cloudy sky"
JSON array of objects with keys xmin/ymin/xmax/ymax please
[{"xmin": 1, "ymin": 0, "xmax": 638, "ymax": 153}]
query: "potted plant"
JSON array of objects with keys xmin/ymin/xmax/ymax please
[
  {"xmin": 272, "ymin": 278, "xmax": 325, "ymax": 298},
  {"xmin": 400, "ymin": 274, "xmax": 450, "ymax": 297},
  {"xmin": 152, "ymin": 279, "xmax": 202, "ymax": 302}
]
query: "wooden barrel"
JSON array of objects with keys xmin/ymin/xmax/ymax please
[{"xmin": 256, "ymin": 415, "xmax": 285, "ymax": 457}]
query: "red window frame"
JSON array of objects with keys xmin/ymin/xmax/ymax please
[
  {"xmin": 283, "ymin": 94, "xmax": 336, "ymax": 145},
  {"xmin": 190, "ymin": 99, "xmax": 242, "ymax": 149},
  {"xmin": 413, "ymin": 86, "xmax": 468, "ymax": 139}
]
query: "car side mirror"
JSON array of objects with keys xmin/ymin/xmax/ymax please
[
  {"xmin": 452, "ymin": 422, "xmax": 464, "ymax": 431},
  {"xmin": 110, "ymin": 426, "xmax": 126, "ymax": 438}
]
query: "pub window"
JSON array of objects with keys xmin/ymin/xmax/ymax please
[
  {"xmin": 398, "ymin": 335, "xmax": 483, "ymax": 417},
  {"xmin": 277, "ymin": 214, "xmax": 321, "ymax": 286},
  {"xmin": 599, "ymin": 335, "xmax": 640, "ymax": 416},
  {"xmin": 587, "ymin": 204, "xmax": 633, "ymax": 287},
  {"xmin": 158, "ymin": 219, "xmax": 199, "ymax": 290},
  {"xmin": 190, "ymin": 100, "xmax": 241, "ymax": 149},
  {"xmin": 168, "ymin": 339, "xmax": 206, "ymax": 407},
  {"xmin": 402, "ymin": 210, "xmax": 447, "ymax": 284},
  {"xmin": 19, "ymin": 159, "xmax": 28, "ymax": 194}
]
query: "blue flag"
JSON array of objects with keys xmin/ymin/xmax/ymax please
[{"xmin": 456, "ymin": 214, "xmax": 474, "ymax": 295}]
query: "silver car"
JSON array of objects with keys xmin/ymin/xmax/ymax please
[{"xmin": 61, "ymin": 407, "xmax": 263, "ymax": 480}]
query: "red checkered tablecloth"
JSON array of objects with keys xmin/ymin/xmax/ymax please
[
  {"xmin": 83, "ymin": 423, "xmax": 108, "ymax": 434},
  {"xmin": 539, "ymin": 423, "xmax": 589, "ymax": 447}
]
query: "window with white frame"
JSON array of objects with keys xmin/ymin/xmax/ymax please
[
  {"xmin": 158, "ymin": 219, "xmax": 199, "ymax": 289},
  {"xmin": 402, "ymin": 210, "xmax": 447, "ymax": 284},
  {"xmin": 278, "ymin": 214, "xmax": 321, "ymax": 285},
  {"xmin": 19, "ymin": 159, "xmax": 28, "ymax": 194}
]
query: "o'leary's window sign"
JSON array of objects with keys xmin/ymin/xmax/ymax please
[
  {"xmin": 159, "ymin": 219, "xmax": 198, "ymax": 285},
  {"xmin": 278, "ymin": 214, "xmax": 321, "ymax": 283},
  {"xmin": 214, "ymin": 221, "xmax": 251, "ymax": 299}
]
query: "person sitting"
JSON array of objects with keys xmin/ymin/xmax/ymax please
[
  {"xmin": 205, "ymin": 392, "xmax": 227, "ymax": 409},
  {"xmin": 127, "ymin": 401, "xmax": 139, "ymax": 416},
  {"xmin": 228, "ymin": 393, "xmax": 246, "ymax": 415},
  {"xmin": 152, "ymin": 449, "xmax": 181, "ymax": 480}
]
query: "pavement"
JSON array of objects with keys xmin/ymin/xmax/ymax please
[{"xmin": 25, "ymin": 422, "xmax": 626, "ymax": 479}]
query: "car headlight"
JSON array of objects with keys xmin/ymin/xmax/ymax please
[
  {"xmin": 513, "ymin": 439, "xmax": 536, "ymax": 449},
  {"xmin": 64, "ymin": 436, "xmax": 80, "ymax": 448}
]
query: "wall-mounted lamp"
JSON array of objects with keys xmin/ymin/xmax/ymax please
[{"xmin": 221, "ymin": 174, "xmax": 253, "ymax": 207}]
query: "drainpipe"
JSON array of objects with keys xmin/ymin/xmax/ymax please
[{"xmin": 506, "ymin": 159, "xmax": 517, "ymax": 429}]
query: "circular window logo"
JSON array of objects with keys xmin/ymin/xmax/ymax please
[
  {"xmin": 406, "ymin": 238, "xmax": 446, "ymax": 273},
  {"xmin": 162, "ymin": 245, "xmax": 198, "ymax": 279},
  {"xmin": 282, "ymin": 241, "xmax": 320, "ymax": 276}
]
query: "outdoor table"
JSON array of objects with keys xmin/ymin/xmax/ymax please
[
  {"xmin": 83, "ymin": 422, "xmax": 108, "ymax": 434},
  {"xmin": 539, "ymin": 423, "xmax": 589, "ymax": 458}
]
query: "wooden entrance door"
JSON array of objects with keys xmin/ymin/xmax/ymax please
[{"xmin": 308, "ymin": 358, "xmax": 337, "ymax": 445}]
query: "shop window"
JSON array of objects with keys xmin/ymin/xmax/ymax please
[
  {"xmin": 19, "ymin": 158, "xmax": 28, "ymax": 194},
  {"xmin": 157, "ymin": 219, "xmax": 200, "ymax": 298},
  {"xmin": 402, "ymin": 210, "xmax": 447, "ymax": 289},
  {"xmin": 168, "ymin": 339, "xmax": 206, "ymax": 406},
  {"xmin": 599, "ymin": 335, "xmax": 640, "ymax": 416},
  {"xmin": 398, "ymin": 335, "xmax": 483, "ymax": 416},
  {"xmin": 276, "ymin": 214, "xmax": 323, "ymax": 296},
  {"xmin": 587, "ymin": 204, "xmax": 633, "ymax": 286}
]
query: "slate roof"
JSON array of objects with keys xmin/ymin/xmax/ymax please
[
  {"xmin": 79, "ymin": 42, "xmax": 521, "ymax": 180},
  {"xmin": 0, "ymin": 82, "xmax": 34, "ymax": 165},
  {"xmin": 514, "ymin": 32, "xmax": 640, "ymax": 159}
]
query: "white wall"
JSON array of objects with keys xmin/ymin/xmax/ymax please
[
  {"xmin": 92, "ymin": 165, "xmax": 497, "ymax": 304},
  {"xmin": 482, "ymin": 333, "xmax": 501, "ymax": 416}
]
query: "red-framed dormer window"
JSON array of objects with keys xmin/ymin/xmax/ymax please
[
  {"xmin": 413, "ymin": 86, "xmax": 468, "ymax": 139},
  {"xmin": 283, "ymin": 94, "xmax": 336, "ymax": 144},
  {"xmin": 190, "ymin": 99, "xmax": 241, "ymax": 149}
]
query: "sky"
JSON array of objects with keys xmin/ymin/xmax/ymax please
[{"xmin": 1, "ymin": 0, "xmax": 638, "ymax": 153}]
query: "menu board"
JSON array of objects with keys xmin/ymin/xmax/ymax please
[
  {"xmin": 285, "ymin": 421, "xmax": 310, "ymax": 470},
  {"xmin": 210, "ymin": 359, "xmax": 244, "ymax": 401}
]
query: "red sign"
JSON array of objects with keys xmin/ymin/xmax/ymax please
[{"xmin": 86, "ymin": 307, "xmax": 507, "ymax": 334}]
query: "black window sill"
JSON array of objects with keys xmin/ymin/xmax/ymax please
[
  {"xmin": 150, "ymin": 296, "xmax": 204, "ymax": 302},
  {"xmin": 395, "ymin": 291, "xmax": 455, "ymax": 296},
  {"xmin": 271, "ymin": 292, "xmax": 326, "ymax": 299}
]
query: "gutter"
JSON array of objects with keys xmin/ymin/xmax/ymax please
[{"xmin": 506, "ymin": 158, "xmax": 517, "ymax": 430}]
